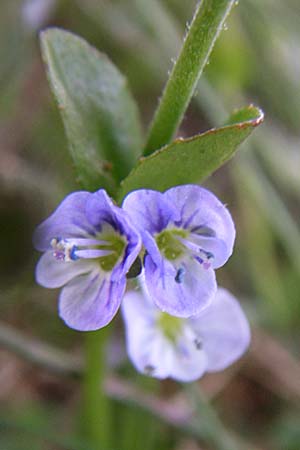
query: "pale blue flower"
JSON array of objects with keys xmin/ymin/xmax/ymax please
[
  {"xmin": 123, "ymin": 185, "xmax": 235, "ymax": 317},
  {"xmin": 34, "ymin": 189, "xmax": 141, "ymax": 331},
  {"xmin": 122, "ymin": 283, "xmax": 250, "ymax": 382}
]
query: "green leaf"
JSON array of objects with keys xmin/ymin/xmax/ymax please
[
  {"xmin": 118, "ymin": 105, "xmax": 264, "ymax": 201},
  {"xmin": 40, "ymin": 28, "xmax": 143, "ymax": 194}
]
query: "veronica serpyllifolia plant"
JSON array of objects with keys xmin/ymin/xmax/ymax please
[{"xmin": 35, "ymin": 0, "xmax": 264, "ymax": 445}]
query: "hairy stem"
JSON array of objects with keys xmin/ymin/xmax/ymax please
[{"xmin": 144, "ymin": 0, "xmax": 235, "ymax": 155}]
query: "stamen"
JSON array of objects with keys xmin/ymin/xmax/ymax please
[
  {"xmin": 69, "ymin": 238, "xmax": 108, "ymax": 246},
  {"xmin": 75, "ymin": 249, "xmax": 114, "ymax": 259},
  {"xmin": 190, "ymin": 226, "xmax": 215, "ymax": 236},
  {"xmin": 175, "ymin": 266, "xmax": 185, "ymax": 283},
  {"xmin": 199, "ymin": 249, "xmax": 213, "ymax": 269},
  {"xmin": 178, "ymin": 237, "xmax": 214, "ymax": 269},
  {"xmin": 51, "ymin": 238, "xmax": 78, "ymax": 262},
  {"xmin": 50, "ymin": 231, "xmax": 126, "ymax": 269},
  {"xmin": 194, "ymin": 338, "xmax": 202, "ymax": 350}
]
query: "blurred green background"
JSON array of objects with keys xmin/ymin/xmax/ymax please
[{"xmin": 0, "ymin": 1, "xmax": 300, "ymax": 449}]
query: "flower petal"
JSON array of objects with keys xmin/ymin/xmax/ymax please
[
  {"xmin": 165, "ymin": 185, "xmax": 235, "ymax": 263},
  {"xmin": 145, "ymin": 255, "xmax": 216, "ymax": 317},
  {"xmin": 141, "ymin": 231, "xmax": 163, "ymax": 269},
  {"xmin": 110, "ymin": 236, "xmax": 141, "ymax": 281},
  {"xmin": 189, "ymin": 288, "xmax": 251, "ymax": 371},
  {"xmin": 35, "ymin": 251, "xmax": 96, "ymax": 288},
  {"xmin": 167, "ymin": 326, "xmax": 208, "ymax": 382},
  {"xmin": 122, "ymin": 291, "xmax": 173, "ymax": 378},
  {"xmin": 86, "ymin": 189, "xmax": 142, "ymax": 279},
  {"xmin": 122, "ymin": 189, "xmax": 175, "ymax": 234},
  {"xmin": 187, "ymin": 235, "xmax": 229, "ymax": 269},
  {"xmin": 122, "ymin": 290, "xmax": 207, "ymax": 381},
  {"xmin": 85, "ymin": 189, "xmax": 119, "ymax": 230},
  {"xmin": 33, "ymin": 191, "xmax": 92, "ymax": 251},
  {"xmin": 111, "ymin": 219, "xmax": 142, "ymax": 280},
  {"xmin": 59, "ymin": 272, "xmax": 126, "ymax": 331}
]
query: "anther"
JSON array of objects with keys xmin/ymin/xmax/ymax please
[
  {"xmin": 51, "ymin": 237, "xmax": 78, "ymax": 262},
  {"xmin": 198, "ymin": 250, "xmax": 214, "ymax": 270},
  {"xmin": 194, "ymin": 338, "xmax": 202, "ymax": 350},
  {"xmin": 175, "ymin": 267, "xmax": 185, "ymax": 283},
  {"xmin": 202, "ymin": 250, "xmax": 213, "ymax": 260}
]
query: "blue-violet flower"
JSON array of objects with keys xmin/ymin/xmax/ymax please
[
  {"xmin": 123, "ymin": 185, "xmax": 235, "ymax": 317},
  {"xmin": 122, "ymin": 283, "xmax": 250, "ymax": 382},
  {"xmin": 34, "ymin": 189, "xmax": 141, "ymax": 331}
]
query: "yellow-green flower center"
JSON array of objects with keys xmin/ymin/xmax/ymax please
[
  {"xmin": 156, "ymin": 228, "xmax": 187, "ymax": 261},
  {"xmin": 157, "ymin": 312, "xmax": 183, "ymax": 342},
  {"xmin": 98, "ymin": 233, "xmax": 126, "ymax": 271}
]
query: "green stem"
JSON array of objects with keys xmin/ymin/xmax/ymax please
[
  {"xmin": 83, "ymin": 329, "xmax": 110, "ymax": 449},
  {"xmin": 144, "ymin": 0, "xmax": 235, "ymax": 155}
]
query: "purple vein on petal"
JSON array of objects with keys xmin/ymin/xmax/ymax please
[{"xmin": 183, "ymin": 208, "xmax": 202, "ymax": 229}]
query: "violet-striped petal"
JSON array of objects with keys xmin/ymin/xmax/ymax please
[
  {"xmin": 33, "ymin": 191, "xmax": 92, "ymax": 251},
  {"xmin": 165, "ymin": 185, "xmax": 235, "ymax": 259},
  {"xmin": 122, "ymin": 189, "xmax": 175, "ymax": 234},
  {"xmin": 85, "ymin": 190, "xmax": 119, "ymax": 230},
  {"xmin": 59, "ymin": 272, "xmax": 126, "ymax": 331},
  {"xmin": 181, "ymin": 235, "xmax": 229, "ymax": 269},
  {"xmin": 144, "ymin": 255, "xmax": 216, "ymax": 317},
  {"xmin": 86, "ymin": 189, "xmax": 142, "ymax": 278}
]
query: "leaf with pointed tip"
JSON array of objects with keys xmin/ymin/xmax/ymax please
[
  {"xmin": 40, "ymin": 28, "xmax": 143, "ymax": 194},
  {"xmin": 118, "ymin": 105, "xmax": 264, "ymax": 201}
]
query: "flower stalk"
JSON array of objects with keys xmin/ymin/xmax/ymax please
[{"xmin": 83, "ymin": 329, "xmax": 111, "ymax": 449}]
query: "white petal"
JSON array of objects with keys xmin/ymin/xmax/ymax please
[
  {"xmin": 122, "ymin": 291, "xmax": 170, "ymax": 377},
  {"xmin": 189, "ymin": 288, "xmax": 251, "ymax": 372},
  {"xmin": 167, "ymin": 325, "xmax": 208, "ymax": 382},
  {"xmin": 59, "ymin": 271, "xmax": 125, "ymax": 331},
  {"xmin": 122, "ymin": 289, "xmax": 208, "ymax": 381}
]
